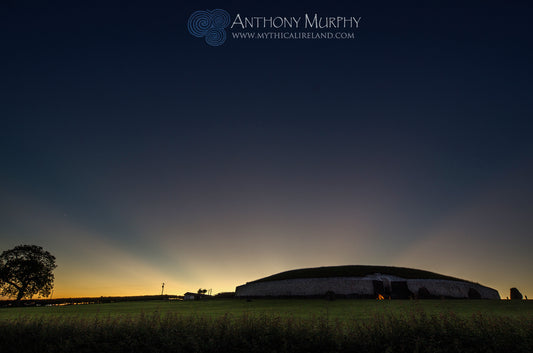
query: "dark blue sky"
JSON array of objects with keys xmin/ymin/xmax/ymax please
[{"xmin": 1, "ymin": 0, "xmax": 532, "ymax": 297}]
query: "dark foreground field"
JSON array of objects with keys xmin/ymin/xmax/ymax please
[{"xmin": 1, "ymin": 299, "xmax": 532, "ymax": 353}]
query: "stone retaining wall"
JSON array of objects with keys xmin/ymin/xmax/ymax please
[
  {"xmin": 406, "ymin": 279, "xmax": 499, "ymax": 299},
  {"xmin": 235, "ymin": 276, "xmax": 500, "ymax": 299}
]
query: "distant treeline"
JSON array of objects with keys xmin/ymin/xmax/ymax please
[{"xmin": 0, "ymin": 295, "xmax": 180, "ymax": 307}]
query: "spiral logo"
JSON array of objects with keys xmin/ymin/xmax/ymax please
[{"xmin": 187, "ymin": 9, "xmax": 230, "ymax": 47}]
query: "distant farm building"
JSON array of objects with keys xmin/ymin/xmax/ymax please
[
  {"xmin": 183, "ymin": 292, "xmax": 199, "ymax": 301},
  {"xmin": 235, "ymin": 265, "xmax": 500, "ymax": 299},
  {"xmin": 183, "ymin": 292, "xmax": 212, "ymax": 300}
]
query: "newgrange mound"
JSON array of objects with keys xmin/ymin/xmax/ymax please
[{"xmin": 235, "ymin": 265, "xmax": 500, "ymax": 299}]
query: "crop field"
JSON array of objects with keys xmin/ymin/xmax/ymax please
[{"xmin": 1, "ymin": 299, "xmax": 532, "ymax": 353}]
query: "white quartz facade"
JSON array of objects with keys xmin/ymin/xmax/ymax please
[{"xmin": 235, "ymin": 275, "xmax": 500, "ymax": 299}]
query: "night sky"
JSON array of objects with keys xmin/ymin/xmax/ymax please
[{"xmin": 1, "ymin": 0, "xmax": 532, "ymax": 298}]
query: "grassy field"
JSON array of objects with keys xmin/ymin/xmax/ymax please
[
  {"xmin": 1, "ymin": 298, "xmax": 532, "ymax": 321},
  {"xmin": 1, "ymin": 299, "xmax": 532, "ymax": 353}
]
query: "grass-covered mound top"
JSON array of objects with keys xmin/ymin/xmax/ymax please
[{"xmin": 250, "ymin": 265, "xmax": 471, "ymax": 284}]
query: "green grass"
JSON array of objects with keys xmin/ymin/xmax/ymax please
[
  {"xmin": 1, "ymin": 299, "xmax": 532, "ymax": 321},
  {"xmin": 1, "ymin": 299, "xmax": 532, "ymax": 353},
  {"xmin": 250, "ymin": 265, "xmax": 473, "ymax": 283}
]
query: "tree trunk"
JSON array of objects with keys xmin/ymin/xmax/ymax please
[{"xmin": 16, "ymin": 289, "xmax": 25, "ymax": 301}]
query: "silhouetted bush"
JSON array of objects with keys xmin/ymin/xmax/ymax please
[{"xmin": 325, "ymin": 291, "xmax": 336, "ymax": 301}]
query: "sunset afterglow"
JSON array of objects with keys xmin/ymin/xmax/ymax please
[{"xmin": 2, "ymin": 1, "xmax": 532, "ymax": 300}]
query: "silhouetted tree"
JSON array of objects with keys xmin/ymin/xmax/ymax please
[
  {"xmin": 0, "ymin": 245, "xmax": 57, "ymax": 301},
  {"xmin": 197, "ymin": 288, "xmax": 207, "ymax": 295}
]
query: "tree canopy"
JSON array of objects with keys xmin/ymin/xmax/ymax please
[{"xmin": 0, "ymin": 245, "xmax": 57, "ymax": 300}]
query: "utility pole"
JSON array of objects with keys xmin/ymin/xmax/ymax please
[{"xmin": 161, "ymin": 283, "xmax": 165, "ymax": 296}]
